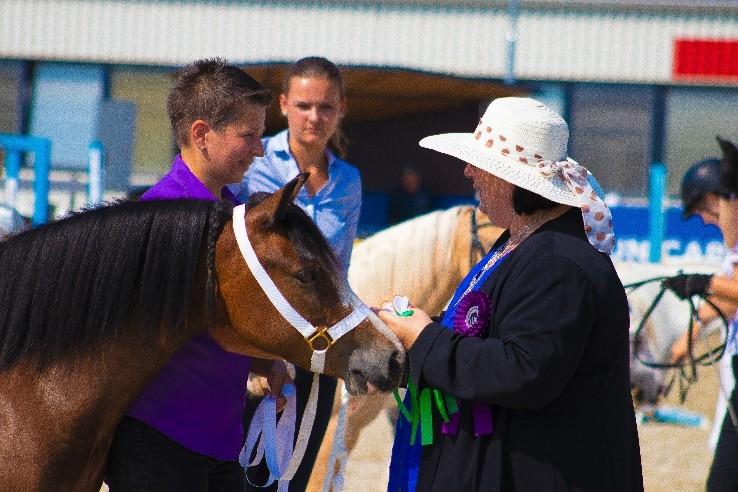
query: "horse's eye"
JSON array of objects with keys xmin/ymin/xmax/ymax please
[{"xmin": 294, "ymin": 269, "xmax": 315, "ymax": 285}]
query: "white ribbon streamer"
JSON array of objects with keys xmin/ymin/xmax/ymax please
[{"xmin": 239, "ymin": 376, "xmax": 322, "ymax": 490}]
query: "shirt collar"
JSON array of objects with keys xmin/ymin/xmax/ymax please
[
  {"xmin": 270, "ymin": 130, "xmax": 338, "ymax": 169},
  {"xmin": 172, "ymin": 155, "xmax": 240, "ymax": 205}
]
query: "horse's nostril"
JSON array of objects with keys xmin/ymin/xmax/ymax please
[{"xmin": 389, "ymin": 350, "xmax": 404, "ymax": 381}]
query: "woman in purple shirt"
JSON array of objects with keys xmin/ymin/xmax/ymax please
[{"xmin": 105, "ymin": 58, "xmax": 289, "ymax": 492}]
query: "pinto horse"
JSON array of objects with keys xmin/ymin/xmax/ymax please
[{"xmin": 0, "ymin": 175, "xmax": 403, "ymax": 492}]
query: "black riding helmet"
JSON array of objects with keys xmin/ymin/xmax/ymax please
[{"xmin": 681, "ymin": 158, "xmax": 721, "ymax": 218}]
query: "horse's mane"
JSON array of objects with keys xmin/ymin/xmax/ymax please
[
  {"xmin": 348, "ymin": 206, "xmax": 469, "ymax": 310},
  {"xmin": 0, "ymin": 199, "xmax": 232, "ymax": 370}
]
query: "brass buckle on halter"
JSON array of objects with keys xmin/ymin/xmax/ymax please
[{"xmin": 305, "ymin": 328, "xmax": 335, "ymax": 352}]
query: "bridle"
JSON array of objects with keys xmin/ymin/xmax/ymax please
[
  {"xmin": 231, "ymin": 203, "xmax": 371, "ymax": 489},
  {"xmin": 626, "ymin": 276, "xmax": 729, "ymax": 402},
  {"xmin": 232, "ymin": 203, "xmax": 370, "ymax": 373},
  {"xmin": 469, "ymin": 207, "xmax": 497, "ymax": 269}
]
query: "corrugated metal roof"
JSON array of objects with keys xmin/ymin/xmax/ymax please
[{"xmin": 1, "ymin": 0, "xmax": 736, "ymax": 85}]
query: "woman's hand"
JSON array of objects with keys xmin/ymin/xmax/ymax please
[
  {"xmin": 375, "ymin": 302, "xmax": 433, "ymax": 350},
  {"xmin": 266, "ymin": 360, "xmax": 293, "ymax": 401},
  {"xmin": 249, "ymin": 359, "xmax": 294, "ymax": 412}
]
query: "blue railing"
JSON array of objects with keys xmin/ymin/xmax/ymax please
[{"xmin": 0, "ymin": 134, "xmax": 51, "ymax": 225}]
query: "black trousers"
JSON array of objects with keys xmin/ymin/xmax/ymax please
[
  {"xmin": 707, "ymin": 356, "xmax": 738, "ymax": 492},
  {"xmin": 105, "ymin": 416, "xmax": 244, "ymax": 492},
  {"xmin": 243, "ymin": 367, "xmax": 338, "ymax": 491}
]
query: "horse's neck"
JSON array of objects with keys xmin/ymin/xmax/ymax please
[
  {"xmin": 0, "ymin": 319, "xmax": 205, "ymax": 491},
  {"xmin": 347, "ymin": 206, "xmax": 503, "ymax": 316}
]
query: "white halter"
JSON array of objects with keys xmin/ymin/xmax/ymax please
[
  {"xmin": 231, "ymin": 203, "xmax": 370, "ymax": 373},
  {"xmin": 232, "ymin": 203, "xmax": 369, "ymax": 489}
]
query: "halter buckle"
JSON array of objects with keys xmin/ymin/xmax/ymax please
[{"xmin": 305, "ymin": 328, "xmax": 335, "ymax": 352}]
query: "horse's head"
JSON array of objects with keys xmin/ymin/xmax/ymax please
[{"xmin": 214, "ymin": 174, "xmax": 404, "ymax": 394}]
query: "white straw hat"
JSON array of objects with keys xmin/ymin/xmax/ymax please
[
  {"xmin": 420, "ymin": 97, "xmax": 615, "ymax": 253},
  {"xmin": 420, "ymin": 97, "xmax": 581, "ymax": 206}
]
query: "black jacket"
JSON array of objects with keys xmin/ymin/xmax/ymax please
[{"xmin": 408, "ymin": 208, "xmax": 643, "ymax": 492}]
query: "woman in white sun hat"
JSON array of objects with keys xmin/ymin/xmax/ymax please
[{"xmin": 379, "ymin": 97, "xmax": 643, "ymax": 492}]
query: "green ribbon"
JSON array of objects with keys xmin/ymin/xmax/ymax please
[{"xmin": 392, "ymin": 375, "xmax": 459, "ymax": 446}]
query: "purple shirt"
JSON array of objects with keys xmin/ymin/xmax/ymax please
[{"xmin": 128, "ymin": 155, "xmax": 252, "ymax": 460}]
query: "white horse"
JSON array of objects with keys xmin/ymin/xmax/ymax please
[{"xmin": 307, "ymin": 208, "xmax": 722, "ymax": 491}]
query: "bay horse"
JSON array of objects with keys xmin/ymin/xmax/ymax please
[{"xmin": 0, "ymin": 175, "xmax": 403, "ymax": 492}]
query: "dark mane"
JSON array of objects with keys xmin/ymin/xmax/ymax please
[
  {"xmin": 0, "ymin": 199, "xmax": 232, "ymax": 370},
  {"xmin": 247, "ymin": 192, "xmax": 340, "ymax": 284}
]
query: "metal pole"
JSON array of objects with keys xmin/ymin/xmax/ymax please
[
  {"xmin": 88, "ymin": 140, "xmax": 104, "ymax": 204},
  {"xmin": 648, "ymin": 86, "xmax": 667, "ymax": 263},
  {"xmin": 0, "ymin": 133, "xmax": 52, "ymax": 225},
  {"xmin": 648, "ymin": 162, "xmax": 667, "ymax": 263},
  {"xmin": 31, "ymin": 137, "xmax": 51, "ymax": 225},
  {"xmin": 505, "ymin": 0, "xmax": 520, "ymax": 85}
]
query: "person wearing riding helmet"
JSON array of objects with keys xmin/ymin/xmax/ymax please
[{"xmin": 665, "ymin": 137, "xmax": 738, "ymax": 492}]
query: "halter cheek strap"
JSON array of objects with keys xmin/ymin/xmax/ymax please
[
  {"xmin": 537, "ymin": 158, "xmax": 615, "ymax": 254},
  {"xmin": 232, "ymin": 203, "xmax": 370, "ymax": 489},
  {"xmin": 231, "ymin": 204, "xmax": 370, "ymax": 373}
]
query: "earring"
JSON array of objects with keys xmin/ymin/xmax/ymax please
[{"xmin": 281, "ymin": 111, "xmax": 287, "ymax": 116}]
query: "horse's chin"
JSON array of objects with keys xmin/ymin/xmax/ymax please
[{"xmin": 345, "ymin": 371, "xmax": 369, "ymax": 395}]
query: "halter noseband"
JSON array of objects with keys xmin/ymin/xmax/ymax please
[{"xmin": 232, "ymin": 204, "xmax": 370, "ymax": 373}]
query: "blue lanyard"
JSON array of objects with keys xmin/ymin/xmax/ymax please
[{"xmin": 441, "ymin": 242, "xmax": 510, "ymax": 327}]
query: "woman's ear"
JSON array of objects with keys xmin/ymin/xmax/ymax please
[
  {"xmin": 279, "ymin": 94, "xmax": 289, "ymax": 117},
  {"xmin": 190, "ymin": 119, "xmax": 210, "ymax": 151}
]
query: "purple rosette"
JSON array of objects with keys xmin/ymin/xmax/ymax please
[{"xmin": 453, "ymin": 291, "xmax": 490, "ymax": 337}]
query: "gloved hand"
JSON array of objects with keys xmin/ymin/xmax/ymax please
[
  {"xmin": 662, "ymin": 273, "xmax": 713, "ymax": 299},
  {"xmin": 717, "ymin": 136, "xmax": 738, "ymax": 197}
]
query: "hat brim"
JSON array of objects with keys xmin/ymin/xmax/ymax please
[{"xmin": 420, "ymin": 132, "xmax": 581, "ymax": 207}]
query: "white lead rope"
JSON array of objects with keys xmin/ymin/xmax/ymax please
[
  {"xmin": 232, "ymin": 204, "xmax": 369, "ymax": 489},
  {"xmin": 240, "ymin": 374, "xmax": 321, "ymax": 490}
]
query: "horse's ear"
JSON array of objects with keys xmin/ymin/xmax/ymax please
[
  {"xmin": 717, "ymin": 136, "xmax": 738, "ymax": 163},
  {"xmin": 272, "ymin": 172, "xmax": 309, "ymax": 223}
]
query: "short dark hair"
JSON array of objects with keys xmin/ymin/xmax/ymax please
[
  {"xmin": 167, "ymin": 58, "xmax": 272, "ymax": 147},
  {"xmin": 512, "ymin": 185, "xmax": 559, "ymax": 215}
]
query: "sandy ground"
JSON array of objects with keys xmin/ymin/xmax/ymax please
[
  {"xmin": 99, "ymin": 363, "xmax": 722, "ymax": 492},
  {"xmin": 342, "ymin": 364, "xmax": 722, "ymax": 492}
]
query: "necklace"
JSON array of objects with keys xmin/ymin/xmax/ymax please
[{"xmin": 457, "ymin": 211, "xmax": 554, "ymax": 302}]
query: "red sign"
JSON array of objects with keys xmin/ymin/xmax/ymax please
[{"xmin": 673, "ymin": 39, "xmax": 738, "ymax": 81}]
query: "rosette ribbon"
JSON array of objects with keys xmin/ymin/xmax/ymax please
[{"xmin": 442, "ymin": 291, "xmax": 494, "ymax": 437}]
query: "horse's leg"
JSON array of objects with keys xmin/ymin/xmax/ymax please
[
  {"xmin": 344, "ymin": 392, "xmax": 393, "ymax": 452},
  {"xmin": 306, "ymin": 388, "xmax": 395, "ymax": 491}
]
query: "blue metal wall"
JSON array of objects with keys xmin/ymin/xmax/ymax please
[{"xmin": 29, "ymin": 63, "xmax": 105, "ymax": 170}]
